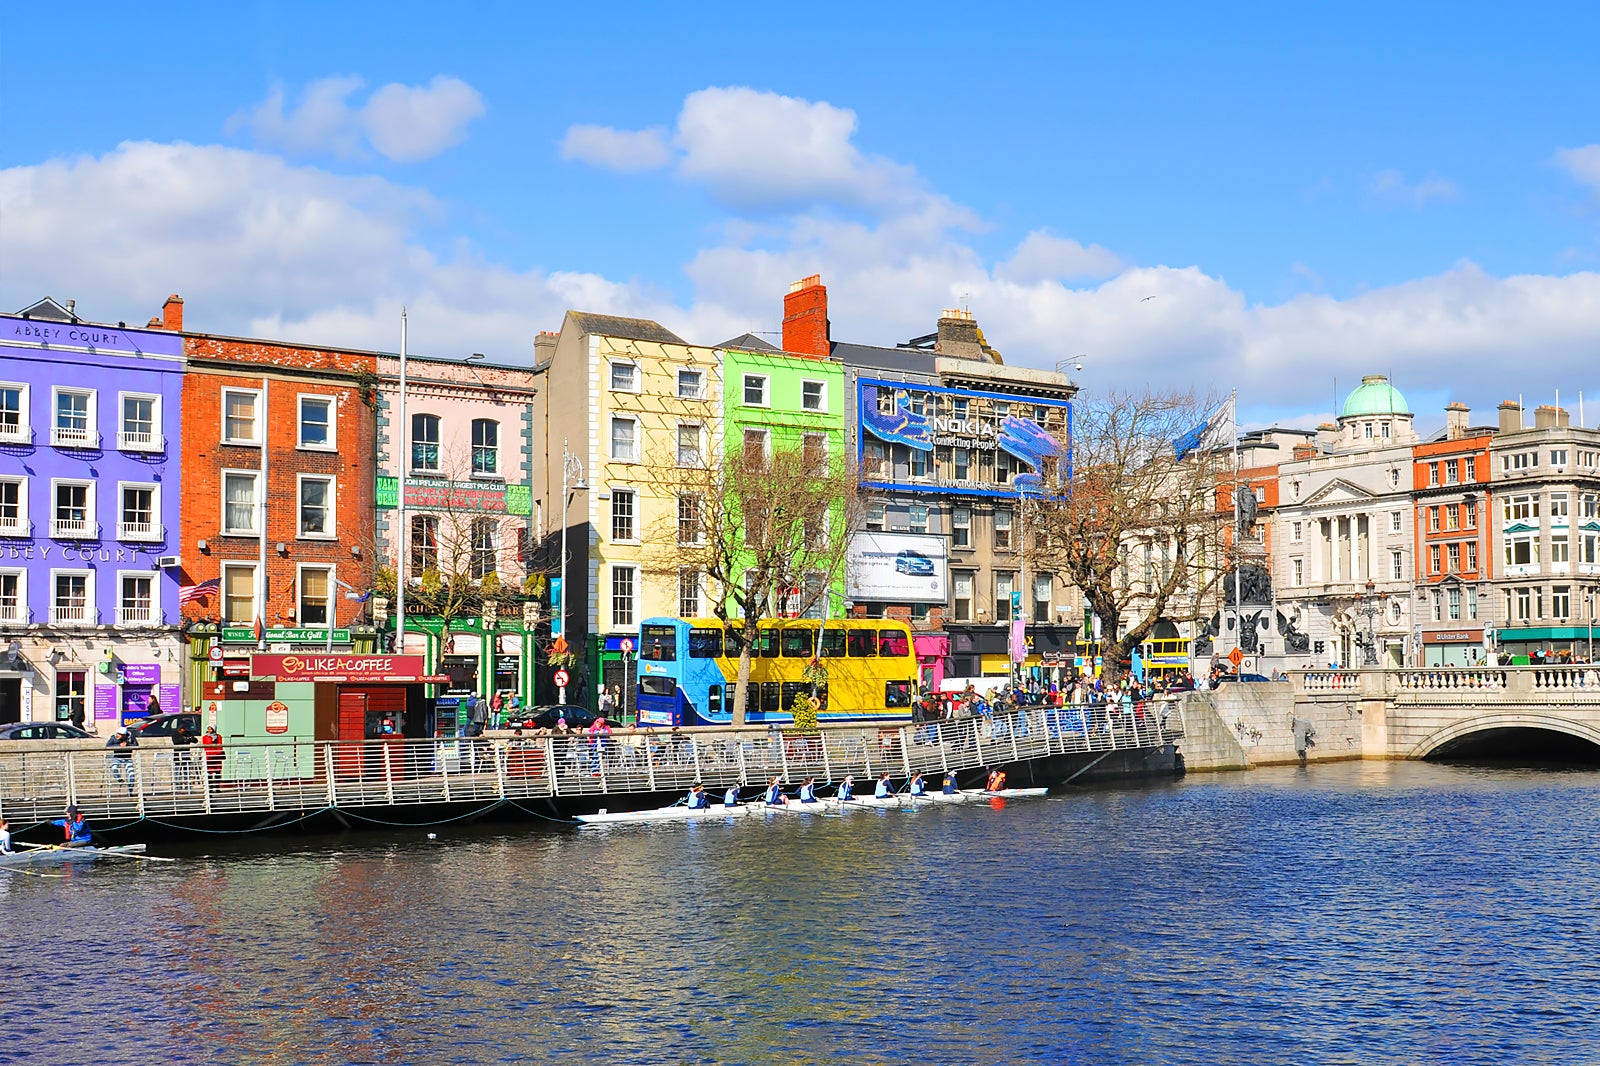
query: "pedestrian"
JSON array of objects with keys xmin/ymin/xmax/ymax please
[
  {"xmin": 201, "ymin": 726, "xmax": 225, "ymax": 789},
  {"xmin": 598, "ymin": 686, "xmax": 617, "ymax": 719},
  {"xmin": 69, "ymin": 700, "xmax": 87, "ymax": 735},
  {"xmin": 105, "ymin": 726, "xmax": 139, "ymax": 794},
  {"xmin": 171, "ymin": 723, "xmax": 198, "ymax": 790},
  {"xmin": 468, "ymin": 693, "xmax": 488, "ymax": 738}
]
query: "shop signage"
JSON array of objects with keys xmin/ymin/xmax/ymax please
[
  {"xmin": 94, "ymin": 685, "xmax": 118, "ymax": 721},
  {"xmin": 375, "ymin": 476, "xmax": 531, "ymax": 516},
  {"xmin": 252, "ymin": 653, "xmax": 436, "ymax": 683},
  {"xmin": 223, "ymin": 627, "xmax": 351, "ymax": 644},
  {"xmin": 1423, "ymin": 629, "xmax": 1482, "ymax": 644},
  {"xmin": 265, "ymin": 700, "xmax": 289, "ymax": 734},
  {"xmin": 121, "ymin": 663, "xmax": 161, "ymax": 686}
]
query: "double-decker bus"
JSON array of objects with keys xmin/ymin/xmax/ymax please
[{"xmin": 634, "ymin": 617, "xmax": 917, "ymax": 727}]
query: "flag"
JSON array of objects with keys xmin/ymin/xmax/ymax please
[
  {"xmin": 1173, "ymin": 394, "xmax": 1236, "ymax": 460},
  {"xmin": 178, "ymin": 578, "xmax": 219, "ymax": 607},
  {"xmin": 1009, "ymin": 617, "xmax": 1027, "ymax": 664},
  {"xmin": 253, "ymin": 616, "xmax": 265, "ymax": 644}
]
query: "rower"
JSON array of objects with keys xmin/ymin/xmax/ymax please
[
  {"xmin": 986, "ymin": 768, "xmax": 1008, "ymax": 792},
  {"xmin": 686, "ymin": 783, "xmax": 709, "ymax": 810},
  {"xmin": 724, "ymin": 784, "xmax": 742, "ymax": 808},
  {"xmin": 837, "ymin": 776, "xmax": 855, "ymax": 801},
  {"xmin": 873, "ymin": 773, "xmax": 893, "ymax": 799},
  {"xmin": 909, "ymin": 772, "xmax": 926, "ymax": 797},
  {"xmin": 765, "ymin": 776, "xmax": 787, "ymax": 806},
  {"xmin": 798, "ymin": 777, "xmax": 819, "ymax": 804},
  {"xmin": 52, "ymin": 805, "xmax": 92, "ymax": 848},
  {"xmin": 941, "ymin": 771, "xmax": 959, "ymax": 795},
  {"xmin": 0, "ymin": 818, "xmax": 11, "ymax": 855}
]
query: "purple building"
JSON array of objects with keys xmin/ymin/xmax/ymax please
[{"xmin": 0, "ymin": 298, "xmax": 185, "ymax": 728}]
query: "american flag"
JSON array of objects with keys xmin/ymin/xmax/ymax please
[{"xmin": 178, "ymin": 578, "xmax": 220, "ymax": 607}]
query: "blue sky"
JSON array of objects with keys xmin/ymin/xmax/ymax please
[{"xmin": 3, "ymin": 1, "xmax": 1598, "ymax": 428}]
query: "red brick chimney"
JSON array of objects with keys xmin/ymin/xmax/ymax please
[
  {"xmin": 159, "ymin": 294, "xmax": 184, "ymax": 331},
  {"xmin": 782, "ymin": 274, "xmax": 829, "ymax": 358}
]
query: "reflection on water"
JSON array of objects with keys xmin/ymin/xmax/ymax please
[{"xmin": 11, "ymin": 761, "xmax": 1600, "ymax": 1064}]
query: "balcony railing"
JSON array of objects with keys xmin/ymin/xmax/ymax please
[
  {"xmin": 0, "ymin": 602, "xmax": 26, "ymax": 625},
  {"xmin": 118, "ymin": 604, "xmax": 160, "ymax": 627},
  {"xmin": 118, "ymin": 520, "xmax": 162, "ymax": 542},
  {"xmin": 118, "ymin": 429, "xmax": 165, "ymax": 452},
  {"xmin": 0, "ymin": 422, "xmax": 32, "ymax": 445},
  {"xmin": 51, "ymin": 425, "xmax": 98, "ymax": 449},
  {"xmin": 50, "ymin": 603, "xmax": 95, "ymax": 626},
  {"xmin": 0, "ymin": 517, "xmax": 29, "ymax": 538},
  {"xmin": 51, "ymin": 517, "xmax": 97, "ymax": 540}
]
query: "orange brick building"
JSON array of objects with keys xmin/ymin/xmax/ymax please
[
  {"xmin": 157, "ymin": 298, "xmax": 378, "ymax": 684},
  {"xmin": 1412, "ymin": 402, "xmax": 1495, "ymax": 664}
]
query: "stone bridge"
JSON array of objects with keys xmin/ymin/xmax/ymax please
[{"xmin": 1179, "ymin": 666, "xmax": 1600, "ymax": 770}]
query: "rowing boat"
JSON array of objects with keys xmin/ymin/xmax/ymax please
[
  {"xmin": 0, "ymin": 844, "xmax": 148, "ymax": 867},
  {"xmin": 575, "ymin": 803, "xmax": 767, "ymax": 826},
  {"xmin": 958, "ymin": 787, "xmax": 1049, "ymax": 801}
]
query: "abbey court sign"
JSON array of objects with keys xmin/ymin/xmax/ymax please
[{"xmin": 250, "ymin": 654, "xmax": 446, "ymax": 684}]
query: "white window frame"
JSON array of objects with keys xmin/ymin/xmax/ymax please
[
  {"xmin": 609, "ymin": 415, "xmax": 640, "ymax": 463},
  {"xmin": 49, "ymin": 567, "xmax": 94, "ymax": 627},
  {"xmin": 1292, "ymin": 558, "xmax": 1304, "ymax": 586},
  {"xmin": 51, "ymin": 386, "xmax": 98, "ymax": 449},
  {"xmin": 117, "ymin": 570, "xmax": 158, "ymax": 627},
  {"xmin": 0, "ymin": 568, "xmax": 27, "ymax": 625},
  {"xmin": 609, "ymin": 359, "xmax": 641, "ymax": 394},
  {"xmin": 611, "ymin": 489, "xmax": 638, "ymax": 544},
  {"xmin": 676, "ymin": 422, "xmax": 705, "ymax": 468},
  {"xmin": 221, "ymin": 469, "xmax": 262, "ymax": 536},
  {"xmin": 951, "ymin": 570, "xmax": 975, "ymax": 623},
  {"xmin": 296, "ymin": 563, "xmax": 336, "ymax": 627},
  {"xmin": 50, "ymin": 478, "xmax": 96, "ymax": 540},
  {"xmin": 677, "ymin": 492, "xmax": 704, "ymax": 546},
  {"xmin": 951, "ymin": 506, "xmax": 971, "ymax": 549},
  {"xmin": 471, "ymin": 418, "xmax": 501, "ymax": 478},
  {"xmin": 611, "ymin": 564, "xmax": 638, "ymax": 629},
  {"xmin": 410, "ymin": 412, "xmax": 441, "ymax": 473},
  {"xmin": 117, "ymin": 481, "xmax": 161, "ymax": 542},
  {"xmin": 676, "ymin": 368, "xmax": 705, "ymax": 400},
  {"xmin": 0, "ymin": 476, "xmax": 29, "ymax": 537},
  {"xmin": 801, "ymin": 379, "xmax": 827, "ymax": 412},
  {"xmin": 1390, "ymin": 511, "xmax": 1402, "ymax": 533},
  {"xmin": 0, "ymin": 381, "xmax": 30, "ymax": 444},
  {"xmin": 678, "ymin": 568, "xmax": 701, "ymax": 618},
  {"xmin": 1290, "ymin": 521, "xmax": 1303, "ymax": 543},
  {"xmin": 802, "ymin": 431, "xmax": 828, "ymax": 474},
  {"xmin": 866, "ymin": 503, "xmax": 886, "ymax": 531},
  {"xmin": 220, "ymin": 561, "xmax": 259, "ymax": 625},
  {"xmin": 908, "ymin": 504, "xmax": 929, "ymax": 535},
  {"xmin": 297, "ymin": 473, "xmax": 336, "ymax": 539},
  {"xmin": 117, "ymin": 390, "xmax": 164, "ymax": 452},
  {"xmin": 297, "ymin": 393, "xmax": 337, "ymax": 451},
  {"xmin": 221, "ymin": 387, "xmax": 263, "ymax": 446},
  {"xmin": 1390, "ymin": 550, "xmax": 1403, "ymax": 581},
  {"xmin": 994, "ymin": 507, "xmax": 1014, "ymax": 550},
  {"xmin": 742, "ymin": 373, "xmax": 769, "ymax": 408}
]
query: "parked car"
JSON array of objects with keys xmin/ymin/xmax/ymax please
[
  {"xmin": 519, "ymin": 705, "xmax": 602, "ymax": 730},
  {"xmin": 1215, "ymin": 673, "xmax": 1273, "ymax": 684},
  {"xmin": 130, "ymin": 712, "xmax": 203, "ymax": 739},
  {"xmin": 894, "ymin": 550, "xmax": 935, "ymax": 576},
  {"xmin": 0, "ymin": 722, "xmax": 93, "ymax": 741}
]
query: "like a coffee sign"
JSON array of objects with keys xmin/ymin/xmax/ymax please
[{"xmin": 251, "ymin": 653, "xmax": 433, "ymax": 683}]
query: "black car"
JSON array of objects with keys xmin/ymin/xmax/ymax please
[
  {"xmin": 131, "ymin": 712, "xmax": 203, "ymax": 739},
  {"xmin": 0, "ymin": 721, "xmax": 94, "ymax": 741},
  {"xmin": 1215, "ymin": 673, "xmax": 1273, "ymax": 684},
  {"xmin": 518, "ymin": 705, "xmax": 602, "ymax": 730}
]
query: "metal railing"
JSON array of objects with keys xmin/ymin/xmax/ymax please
[{"xmin": 0, "ymin": 701, "xmax": 1184, "ymax": 826}]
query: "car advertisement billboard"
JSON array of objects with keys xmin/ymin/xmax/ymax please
[{"xmin": 847, "ymin": 532, "xmax": 948, "ymax": 602}]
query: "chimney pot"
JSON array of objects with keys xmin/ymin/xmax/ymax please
[{"xmin": 1444, "ymin": 401, "xmax": 1470, "ymax": 440}]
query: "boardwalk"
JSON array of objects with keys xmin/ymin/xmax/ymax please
[{"xmin": 0, "ymin": 702, "xmax": 1183, "ymax": 830}]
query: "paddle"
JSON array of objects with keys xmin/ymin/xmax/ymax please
[{"xmin": 14, "ymin": 841, "xmax": 176, "ymax": 863}]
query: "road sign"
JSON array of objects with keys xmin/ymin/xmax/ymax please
[
  {"xmin": 207, "ymin": 645, "xmax": 223, "ymax": 663},
  {"xmin": 554, "ymin": 667, "xmax": 571, "ymax": 688},
  {"xmin": 620, "ymin": 638, "xmax": 634, "ymax": 654},
  {"xmin": 1228, "ymin": 647, "xmax": 1244, "ymax": 668}
]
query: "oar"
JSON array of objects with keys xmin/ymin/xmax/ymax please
[{"xmin": 15, "ymin": 841, "xmax": 175, "ymax": 863}]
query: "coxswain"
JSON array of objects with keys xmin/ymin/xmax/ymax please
[
  {"xmin": 52, "ymin": 805, "xmax": 93, "ymax": 847},
  {"xmin": 765, "ymin": 776, "xmax": 787, "ymax": 806},
  {"xmin": 724, "ymin": 784, "xmax": 742, "ymax": 808},
  {"xmin": 798, "ymin": 777, "xmax": 819, "ymax": 804},
  {"xmin": 837, "ymin": 776, "xmax": 855, "ymax": 801},
  {"xmin": 986, "ymin": 768, "xmax": 1008, "ymax": 792},
  {"xmin": 909, "ymin": 772, "xmax": 926, "ymax": 797},
  {"xmin": 686, "ymin": 783, "xmax": 709, "ymax": 810},
  {"xmin": 941, "ymin": 771, "xmax": 959, "ymax": 795},
  {"xmin": 874, "ymin": 773, "xmax": 894, "ymax": 800}
]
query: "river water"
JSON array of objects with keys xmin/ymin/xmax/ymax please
[{"xmin": 9, "ymin": 761, "xmax": 1600, "ymax": 1065}]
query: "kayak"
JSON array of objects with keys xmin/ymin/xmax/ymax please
[
  {"xmin": 0, "ymin": 844, "xmax": 148, "ymax": 867},
  {"xmin": 575, "ymin": 804, "xmax": 766, "ymax": 825}
]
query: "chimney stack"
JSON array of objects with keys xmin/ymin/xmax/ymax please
[
  {"xmin": 934, "ymin": 307, "xmax": 990, "ymax": 361},
  {"xmin": 1444, "ymin": 402, "xmax": 1470, "ymax": 440},
  {"xmin": 533, "ymin": 330, "xmax": 557, "ymax": 366},
  {"xmin": 782, "ymin": 274, "xmax": 830, "ymax": 358},
  {"xmin": 159, "ymin": 294, "xmax": 184, "ymax": 331},
  {"xmin": 1292, "ymin": 441, "xmax": 1317, "ymax": 460},
  {"xmin": 1498, "ymin": 400, "xmax": 1522, "ymax": 433},
  {"xmin": 1534, "ymin": 404, "xmax": 1569, "ymax": 430}
]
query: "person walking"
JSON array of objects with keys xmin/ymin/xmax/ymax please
[
  {"xmin": 171, "ymin": 723, "xmax": 198, "ymax": 790},
  {"xmin": 106, "ymin": 726, "xmax": 139, "ymax": 794},
  {"xmin": 200, "ymin": 726, "xmax": 225, "ymax": 789}
]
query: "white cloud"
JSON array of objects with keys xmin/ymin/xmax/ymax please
[
  {"xmin": 229, "ymin": 75, "xmax": 484, "ymax": 163},
  {"xmin": 1554, "ymin": 145, "xmax": 1600, "ymax": 195},
  {"xmin": 1369, "ymin": 168, "xmax": 1460, "ymax": 208},
  {"xmin": 558, "ymin": 125, "xmax": 672, "ymax": 172},
  {"xmin": 995, "ymin": 231, "xmax": 1122, "ymax": 283}
]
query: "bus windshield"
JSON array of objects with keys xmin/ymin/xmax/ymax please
[{"xmin": 641, "ymin": 624, "xmax": 678, "ymax": 661}]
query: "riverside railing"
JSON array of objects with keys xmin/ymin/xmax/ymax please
[{"xmin": 0, "ymin": 701, "xmax": 1183, "ymax": 827}]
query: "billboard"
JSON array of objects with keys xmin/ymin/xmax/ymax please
[{"xmin": 847, "ymin": 532, "xmax": 948, "ymax": 602}]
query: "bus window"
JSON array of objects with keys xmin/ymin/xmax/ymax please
[
  {"xmin": 780, "ymin": 682, "xmax": 815, "ymax": 708},
  {"xmin": 814, "ymin": 683, "xmax": 829, "ymax": 709},
  {"xmin": 756, "ymin": 629, "xmax": 780, "ymax": 658},
  {"xmin": 847, "ymin": 629, "xmax": 878, "ymax": 657},
  {"xmin": 725, "ymin": 628, "xmax": 747, "ymax": 657},
  {"xmin": 689, "ymin": 628, "xmax": 722, "ymax": 658},
  {"xmin": 641, "ymin": 623, "xmax": 678, "ymax": 661},
  {"xmin": 885, "ymin": 681, "xmax": 912, "ymax": 707},
  {"xmin": 819, "ymin": 627, "xmax": 846, "ymax": 657},
  {"xmin": 760, "ymin": 682, "xmax": 781, "ymax": 712},
  {"xmin": 780, "ymin": 627, "xmax": 813, "ymax": 657},
  {"xmin": 639, "ymin": 676, "xmax": 676, "ymax": 697},
  {"xmin": 878, "ymin": 629, "xmax": 910, "ymax": 657},
  {"xmin": 707, "ymin": 685, "xmax": 723, "ymax": 718}
]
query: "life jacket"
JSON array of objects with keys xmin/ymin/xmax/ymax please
[
  {"xmin": 63, "ymin": 817, "xmax": 90, "ymax": 844},
  {"xmin": 766, "ymin": 784, "xmax": 782, "ymax": 804}
]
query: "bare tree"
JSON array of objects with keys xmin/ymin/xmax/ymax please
[
  {"xmin": 1027, "ymin": 388, "xmax": 1234, "ymax": 684},
  {"xmin": 643, "ymin": 437, "xmax": 863, "ymax": 726}
]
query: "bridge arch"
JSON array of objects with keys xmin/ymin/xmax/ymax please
[{"xmin": 1410, "ymin": 713, "xmax": 1600, "ymax": 761}]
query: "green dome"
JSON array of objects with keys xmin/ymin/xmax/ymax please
[{"xmin": 1340, "ymin": 375, "xmax": 1409, "ymax": 419}]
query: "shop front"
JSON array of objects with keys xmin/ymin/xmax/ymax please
[
  {"xmin": 942, "ymin": 624, "xmax": 1081, "ymax": 690},
  {"xmin": 590, "ymin": 634, "xmax": 638, "ymax": 722},
  {"xmin": 384, "ymin": 616, "xmax": 537, "ymax": 720},
  {"xmin": 1421, "ymin": 627, "xmax": 1487, "ymax": 667},
  {"xmin": 1494, "ymin": 626, "xmax": 1597, "ymax": 664}
]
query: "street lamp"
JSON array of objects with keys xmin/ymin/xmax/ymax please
[
  {"xmin": 558, "ymin": 438, "xmax": 587, "ymax": 705},
  {"xmin": 1355, "ymin": 578, "xmax": 1382, "ymax": 667}
]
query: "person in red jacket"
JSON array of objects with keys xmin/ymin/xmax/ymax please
[{"xmin": 200, "ymin": 726, "xmax": 225, "ymax": 788}]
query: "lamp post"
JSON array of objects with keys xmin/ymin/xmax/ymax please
[
  {"xmin": 558, "ymin": 438, "xmax": 586, "ymax": 705},
  {"xmin": 1588, "ymin": 589, "xmax": 1595, "ymax": 663},
  {"xmin": 395, "ymin": 308, "xmax": 408, "ymax": 657},
  {"xmin": 1355, "ymin": 578, "xmax": 1382, "ymax": 667}
]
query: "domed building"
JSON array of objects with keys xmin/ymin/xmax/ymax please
[{"xmin": 1333, "ymin": 375, "xmax": 1417, "ymax": 449}]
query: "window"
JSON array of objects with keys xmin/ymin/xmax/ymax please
[
  {"xmin": 472, "ymin": 419, "xmax": 499, "ymax": 475},
  {"xmin": 677, "ymin": 369, "xmax": 704, "ymax": 399},
  {"xmin": 298, "ymin": 566, "xmax": 333, "ymax": 625},
  {"xmin": 1535, "ymin": 587, "xmax": 1545, "ymax": 619},
  {"xmin": 910, "ymin": 446, "xmax": 928, "ymax": 478},
  {"xmin": 994, "ymin": 507, "xmax": 1013, "ymax": 549},
  {"xmin": 0, "ymin": 570, "xmax": 25, "ymax": 624},
  {"xmin": 51, "ymin": 570, "xmax": 92, "ymax": 625},
  {"xmin": 0, "ymin": 383, "xmax": 27, "ymax": 443},
  {"xmin": 995, "ymin": 571, "xmax": 1016, "ymax": 621},
  {"xmin": 1429, "ymin": 508, "xmax": 1440, "ymax": 532},
  {"xmin": 1583, "ymin": 494, "xmax": 1600, "ymax": 521},
  {"xmin": 880, "ymin": 629, "xmax": 911, "ymax": 657},
  {"xmin": 610, "ymin": 416, "xmax": 638, "ymax": 462},
  {"xmin": 298, "ymin": 395, "xmax": 333, "ymax": 449},
  {"xmin": 1467, "ymin": 542, "xmax": 1478, "ymax": 571},
  {"xmin": 222, "ymin": 388, "xmax": 260, "ymax": 445},
  {"xmin": 847, "ymin": 629, "xmax": 878, "ymax": 657},
  {"xmin": 222, "ymin": 471, "xmax": 260, "ymax": 534},
  {"xmin": 1464, "ymin": 500, "xmax": 1476, "ymax": 528},
  {"xmin": 1551, "ymin": 449, "xmax": 1569, "ymax": 467},
  {"xmin": 743, "ymin": 374, "xmax": 768, "ymax": 406},
  {"xmin": 119, "ymin": 393, "xmax": 161, "ymax": 450},
  {"xmin": 1429, "ymin": 545, "xmax": 1441, "ymax": 574},
  {"xmin": 1551, "ymin": 492, "xmax": 1570, "ymax": 521},
  {"xmin": 611, "ymin": 490, "xmax": 636, "ymax": 541},
  {"xmin": 1391, "ymin": 550, "xmax": 1403, "ymax": 580},
  {"xmin": 1552, "ymin": 534, "xmax": 1570, "ymax": 564},
  {"xmin": 1446, "ymin": 459, "xmax": 1460, "ymax": 484},
  {"xmin": 803, "ymin": 432, "xmax": 827, "ymax": 474},
  {"xmin": 1381, "ymin": 421, "xmax": 1391, "ymax": 438},
  {"xmin": 51, "ymin": 480, "xmax": 94, "ymax": 539},
  {"xmin": 953, "ymin": 448, "xmax": 970, "ymax": 481},
  {"xmin": 54, "ymin": 670, "xmax": 87, "ymax": 724},
  {"xmin": 410, "ymin": 514, "xmax": 439, "ymax": 572},
  {"xmin": 952, "ymin": 571, "xmax": 974, "ymax": 622},
  {"xmin": 1033, "ymin": 574, "xmax": 1052, "ymax": 623},
  {"xmin": 1445, "ymin": 505, "xmax": 1459, "ymax": 531},
  {"xmin": 742, "ymin": 427, "xmax": 768, "ymax": 462},
  {"xmin": 1431, "ymin": 590, "xmax": 1442, "ymax": 621},
  {"xmin": 118, "ymin": 483, "xmax": 158, "ymax": 541},
  {"xmin": 610, "ymin": 360, "xmax": 638, "ymax": 392},
  {"xmin": 1291, "ymin": 521, "xmax": 1303, "ymax": 542},
  {"xmin": 1504, "ymin": 451, "xmax": 1535, "ymax": 473},
  {"xmin": 1583, "ymin": 533, "xmax": 1600, "ymax": 566},
  {"xmin": 678, "ymin": 570, "xmax": 700, "ymax": 618},
  {"xmin": 802, "ymin": 380, "xmax": 826, "ymax": 411},
  {"xmin": 866, "ymin": 503, "xmax": 886, "ymax": 531},
  {"xmin": 51, "ymin": 387, "xmax": 99, "ymax": 450},
  {"xmin": 1444, "ymin": 586, "xmax": 1459, "ymax": 621},
  {"xmin": 1553, "ymin": 585, "xmax": 1571, "ymax": 620},
  {"xmin": 1505, "ymin": 535, "xmax": 1537, "ymax": 567},
  {"xmin": 952, "ymin": 506, "xmax": 971, "ymax": 548},
  {"xmin": 411, "ymin": 413, "xmax": 440, "ymax": 471},
  {"xmin": 1388, "ymin": 469, "xmax": 1400, "ymax": 488},
  {"xmin": 470, "ymin": 518, "xmax": 496, "ymax": 579},
  {"xmin": 299, "ymin": 475, "xmax": 333, "ymax": 537},
  {"xmin": 909, "ymin": 504, "xmax": 929, "ymax": 535},
  {"xmin": 1447, "ymin": 543, "xmax": 1460, "ymax": 572},
  {"xmin": 1390, "ymin": 511, "xmax": 1402, "ymax": 533},
  {"xmin": 113, "ymin": 572, "xmax": 155, "ymax": 627},
  {"xmin": 689, "ymin": 627, "xmax": 722, "ymax": 658},
  {"xmin": 676, "ymin": 423, "xmax": 703, "ymax": 467},
  {"xmin": 222, "ymin": 563, "xmax": 257, "ymax": 624},
  {"xmin": 952, "ymin": 397, "xmax": 968, "ymax": 419},
  {"xmin": 1505, "ymin": 495, "xmax": 1538, "ymax": 522},
  {"xmin": 677, "ymin": 493, "xmax": 701, "ymax": 545},
  {"xmin": 611, "ymin": 565, "xmax": 636, "ymax": 628},
  {"xmin": 1292, "ymin": 558, "xmax": 1304, "ymax": 586},
  {"xmin": 0, "ymin": 478, "xmax": 28, "ymax": 536},
  {"xmin": 1467, "ymin": 587, "xmax": 1478, "ymax": 619},
  {"xmin": 1429, "ymin": 463, "xmax": 1439, "ymax": 487}
]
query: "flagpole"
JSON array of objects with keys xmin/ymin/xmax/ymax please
[
  {"xmin": 258, "ymin": 376, "xmax": 269, "ymax": 653},
  {"xmin": 1231, "ymin": 390, "xmax": 1242, "ymax": 663},
  {"xmin": 396, "ymin": 308, "xmax": 408, "ymax": 657}
]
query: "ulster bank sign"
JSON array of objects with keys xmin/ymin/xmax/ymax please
[{"xmin": 856, "ymin": 379, "xmax": 1069, "ymax": 498}]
